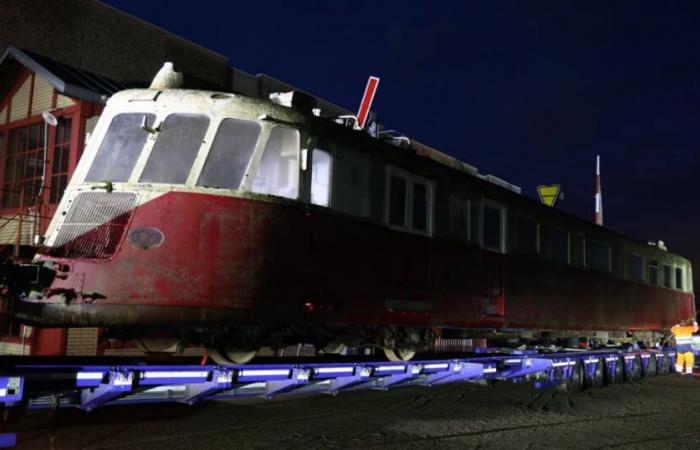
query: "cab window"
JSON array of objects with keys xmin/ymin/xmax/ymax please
[
  {"xmin": 86, "ymin": 113, "xmax": 154, "ymax": 182},
  {"xmin": 140, "ymin": 114, "xmax": 210, "ymax": 184},
  {"xmin": 197, "ymin": 118, "xmax": 261, "ymax": 189},
  {"xmin": 251, "ymin": 127, "xmax": 300, "ymax": 199}
]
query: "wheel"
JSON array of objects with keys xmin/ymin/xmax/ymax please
[
  {"xmin": 609, "ymin": 356, "xmax": 624, "ymax": 383},
  {"xmin": 585, "ymin": 357, "xmax": 605, "ymax": 388},
  {"xmin": 136, "ymin": 338, "xmax": 179, "ymax": 354},
  {"xmin": 568, "ymin": 360, "xmax": 585, "ymax": 392},
  {"xmin": 660, "ymin": 354, "xmax": 671, "ymax": 374},
  {"xmin": 625, "ymin": 355, "xmax": 642, "ymax": 381},
  {"xmin": 206, "ymin": 347, "xmax": 257, "ymax": 365},
  {"xmin": 645, "ymin": 354, "xmax": 658, "ymax": 377},
  {"xmin": 383, "ymin": 348, "xmax": 416, "ymax": 362},
  {"xmin": 322, "ymin": 342, "xmax": 348, "ymax": 355}
]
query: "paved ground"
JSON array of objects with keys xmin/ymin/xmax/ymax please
[{"xmin": 9, "ymin": 373, "xmax": 700, "ymax": 449}]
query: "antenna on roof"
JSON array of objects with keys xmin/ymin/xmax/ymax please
[{"xmin": 594, "ymin": 155, "xmax": 603, "ymax": 226}]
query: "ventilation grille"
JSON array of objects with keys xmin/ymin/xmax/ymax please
[{"xmin": 48, "ymin": 191, "xmax": 138, "ymax": 259}]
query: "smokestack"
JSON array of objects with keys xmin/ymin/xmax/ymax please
[{"xmin": 595, "ymin": 155, "xmax": 603, "ymax": 225}]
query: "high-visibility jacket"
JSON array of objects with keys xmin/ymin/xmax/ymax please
[{"xmin": 671, "ymin": 324, "xmax": 695, "ymax": 353}]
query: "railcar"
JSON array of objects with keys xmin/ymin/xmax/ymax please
[{"xmin": 15, "ymin": 79, "xmax": 696, "ymax": 363}]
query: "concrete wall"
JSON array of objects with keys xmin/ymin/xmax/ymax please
[{"xmin": 0, "ymin": 0, "xmax": 231, "ymax": 90}]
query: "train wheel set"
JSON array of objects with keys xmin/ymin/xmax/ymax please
[{"xmin": 0, "ymin": 347, "xmax": 679, "ymax": 447}]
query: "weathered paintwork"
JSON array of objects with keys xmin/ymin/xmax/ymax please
[{"xmin": 24, "ymin": 191, "xmax": 694, "ymax": 334}]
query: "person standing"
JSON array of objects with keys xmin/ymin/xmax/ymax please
[{"xmin": 671, "ymin": 318, "xmax": 699, "ymax": 375}]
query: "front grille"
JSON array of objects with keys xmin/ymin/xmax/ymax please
[{"xmin": 48, "ymin": 191, "xmax": 138, "ymax": 259}]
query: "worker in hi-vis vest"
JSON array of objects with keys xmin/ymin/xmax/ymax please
[{"xmin": 671, "ymin": 318, "xmax": 698, "ymax": 375}]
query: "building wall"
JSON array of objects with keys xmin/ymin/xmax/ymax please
[{"xmin": 0, "ymin": 0, "xmax": 231, "ymax": 90}]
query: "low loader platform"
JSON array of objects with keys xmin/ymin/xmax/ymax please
[{"xmin": 0, "ymin": 347, "xmax": 680, "ymax": 447}]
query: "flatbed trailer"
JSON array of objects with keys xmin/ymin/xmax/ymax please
[{"xmin": 0, "ymin": 347, "xmax": 680, "ymax": 447}]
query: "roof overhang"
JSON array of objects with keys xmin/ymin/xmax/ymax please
[{"xmin": 0, "ymin": 46, "xmax": 125, "ymax": 105}]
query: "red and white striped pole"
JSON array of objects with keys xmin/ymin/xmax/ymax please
[
  {"xmin": 594, "ymin": 155, "xmax": 603, "ymax": 226},
  {"xmin": 356, "ymin": 76, "xmax": 380, "ymax": 129}
]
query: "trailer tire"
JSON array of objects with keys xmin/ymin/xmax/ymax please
[
  {"xmin": 660, "ymin": 354, "xmax": 671, "ymax": 374},
  {"xmin": 608, "ymin": 356, "xmax": 624, "ymax": 384},
  {"xmin": 567, "ymin": 360, "xmax": 585, "ymax": 393},
  {"xmin": 585, "ymin": 357, "xmax": 605, "ymax": 387},
  {"xmin": 625, "ymin": 355, "xmax": 642, "ymax": 381},
  {"xmin": 645, "ymin": 354, "xmax": 658, "ymax": 377}
]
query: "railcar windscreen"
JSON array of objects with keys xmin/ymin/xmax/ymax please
[
  {"xmin": 85, "ymin": 113, "xmax": 155, "ymax": 182},
  {"xmin": 197, "ymin": 118, "xmax": 261, "ymax": 190},
  {"xmin": 251, "ymin": 127, "xmax": 300, "ymax": 199},
  {"xmin": 140, "ymin": 114, "xmax": 210, "ymax": 184}
]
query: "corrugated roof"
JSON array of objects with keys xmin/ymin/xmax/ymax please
[{"xmin": 0, "ymin": 46, "xmax": 125, "ymax": 104}]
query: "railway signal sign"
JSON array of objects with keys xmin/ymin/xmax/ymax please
[
  {"xmin": 537, "ymin": 184, "xmax": 561, "ymax": 207},
  {"xmin": 356, "ymin": 76, "xmax": 380, "ymax": 129}
]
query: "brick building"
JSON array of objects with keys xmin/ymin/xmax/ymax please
[{"xmin": 0, "ymin": 0, "xmax": 346, "ymax": 356}]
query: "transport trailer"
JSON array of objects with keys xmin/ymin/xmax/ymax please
[{"xmin": 0, "ymin": 347, "xmax": 679, "ymax": 447}]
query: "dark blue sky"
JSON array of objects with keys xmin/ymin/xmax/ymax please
[{"xmin": 105, "ymin": 0, "xmax": 700, "ymax": 267}]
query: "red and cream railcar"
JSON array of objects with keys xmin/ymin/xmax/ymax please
[{"xmin": 17, "ymin": 86, "xmax": 695, "ymax": 363}]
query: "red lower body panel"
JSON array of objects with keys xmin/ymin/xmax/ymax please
[{"xmin": 23, "ymin": 192, "xmax": 695, "ymax": 333}]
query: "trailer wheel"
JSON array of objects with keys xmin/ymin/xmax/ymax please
[
  {"xmin": 608, "ymin": 356, "xmax": 624, "ymax": 384},
  {"xmin": 207, "ymin": 347, "xmax": 257, "ymax": 365},
  {"xmin": 585, "ymin": 357, "xmax": 605, "ymax": 387},
  {"xmin": 567, "ymin": 360, "xmax": 585, "ymax": 392},
  {"xmin": 383, "ymin": 348, "xmax": 416, "ymax": 362},
  {"xmin": 659, "ymin": 354, "xmax": 671, "ymax": 374},
  {"xmin": 624, "ymin": 355, "xmax": 642, "ymax": 381},
  {"xmin": 645, "ymin": 354, "xmax": 658, "ymax": 377}
]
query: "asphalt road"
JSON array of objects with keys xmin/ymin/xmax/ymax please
[{"xmin": 10, "ymin": 373, "xmax": 700, "ymax": 449}]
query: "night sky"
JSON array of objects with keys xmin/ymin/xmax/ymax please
[{"xmin": 104, "ymin": 0, "xmax": 700, "ymax": 279}]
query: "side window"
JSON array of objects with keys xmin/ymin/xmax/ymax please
[
  {"xmin": 628, "ymin": 253, "xmax": 644, "ymax": 282},
  {"xmin": 251, "ymin": 127, "xmax": 300, "ymax": 199},
  {"xmin": 140, "ymin": 114, "xmax": 210, "ymax": 184},
  {"xmin": 197, "ymin": 118, "xmax": 261, "ymax": 189},
  {"xmin": 482, "ymin": 203, "xmax": 504, "ymax": 252},
  {"xmin": 549, "ymin": 227, "xmax": 569, "ymax": 265},
  {"xmin": 675, "ymin": 267, "xmax": 684, "ymax": 291},
  {"xmin": 86, "ymin": 113, "xmax": 154, "ymax": 182},
  {"xmin": 448, "ymin": 195, "xmax": 470, "ymax": 241},
  {"xmin": 310, "ymin": 149, "xmax": 332, "ymax": 206},
  {"xmin": 388, "ymin": 175, "xmax": 407, "ymax": 227},
  {"xmin": 663, "ymin": 264, "xmax": 672, "ymax": 288},
  {"xmin": 590, "ymin": 241, "xmax": 611, "ymax": 273},
  {"xmin": 648, "ymin": 260, "xmax": 659, "ymax": 285},
  {"xmin": 386, "ymin": 168, "xmax": 431, "ymax": 234},
  {"xmin": 514, "ymin": 217, "xmax": 538, "ymax": 255},
  {"xmin": 571, "ymin": 234, "xmax": 585, "ymax": 267}
]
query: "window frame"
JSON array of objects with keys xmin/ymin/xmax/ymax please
[
  {"xmin": 627, "ymin": 252, "xmax": 644, "ymax": 283},
  {"xmin": 648, "ymin": 260, "xmax": 659, "ymax": 286},
  {"xmin": 590, "ymin": 239, "xmax": 612, "ymax": 273},
  {"xmin": 384, "ymin": 166, "xmax": 433, "ymax": 236},
  {"xmin": 548, "ymin": 226, "xmax": 570, "ymax": 265},
  {"xmin": 309, "ymin": 148, "xmax": 333, "ymax": 207},
  {"xmin": 480, "ymin": 199, "xmax": 507, "ymax": 253},
  {"xmin": 512, "ymin": 215, "xmax": 540, "ymax": 256}
]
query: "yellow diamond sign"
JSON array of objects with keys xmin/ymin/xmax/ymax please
[{"xmin": 537, "ymin": 184, "xmax": 561, "ymax": 207}]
